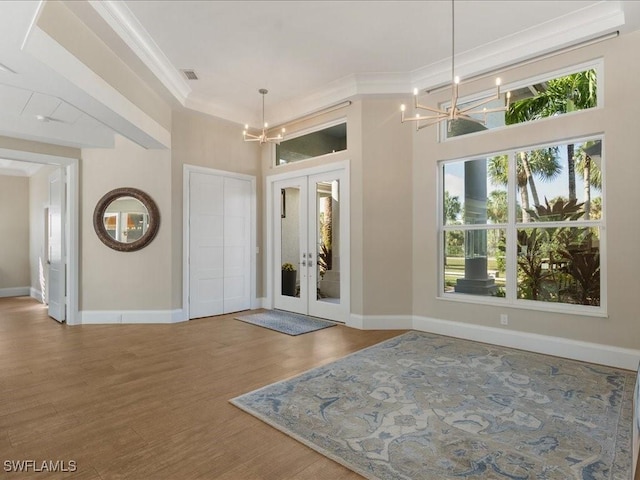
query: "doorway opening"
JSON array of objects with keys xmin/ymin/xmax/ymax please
[{"xmin": 0, "ymin": 148, "xmax": 79, "ymax": 324}]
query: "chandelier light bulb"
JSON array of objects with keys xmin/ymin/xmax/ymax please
[
  {"xmin": 413, "ymin": 88, "xmax": 419, "ymax": 96},
  {"xmin": 496, "ymin": 77, "xmax": 502, "ymax": 86},
  {"xmin": 400, "ymin": 104, "xmax": 406, "ymax": 112},
  {"xmin": 454, "ymin": 76, "xmax": 460, "ymax": 84}
]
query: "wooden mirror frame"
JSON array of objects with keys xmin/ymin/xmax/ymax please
[{"xmin": 93, "ymin": 187, "xmax": 160, "ymax": 252}]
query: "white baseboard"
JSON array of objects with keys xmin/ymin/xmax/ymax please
[
  {"xmin": 348, "ymin": 314, "xmax": 413, "ymax": 330},
  {"xmin": 346, "ymin": 313, "xmax": 640, "ymax": 370},
  {"xmin": 172, "ymin": 308, "xmax": 188, "ymax": 323},
  {"xmin": 0, "ymin": 286, "xmax": 30, "ymax": 298},
  {"xmin": 81, "ymin": 309, "xmax": 187, "ymax": 325},
  {"xmin": 413, "ymin": 315, "xmax": 640, "ymax": 371},
  {"xmin": 30, "ymin": 287, "xmax": 45, "ymax": 303}
]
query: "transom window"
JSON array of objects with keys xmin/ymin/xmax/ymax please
[
  {"xmin": 276, "ymin": 122, "xmax": 347, "ymax": 166},
  {"xmin": 440, "ymin": 137, "xmax": 604, "ymax": 314},
  {"xmin": 443, "ymin": 62, "xmax": 600, "ymax": 140}
]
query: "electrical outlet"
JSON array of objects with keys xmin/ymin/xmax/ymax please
[{"xmin": 500, "ymin": 314, "xmax": 508, "ymax": 326}]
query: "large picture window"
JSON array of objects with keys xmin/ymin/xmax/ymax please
[{"xmin": 441, "ymin": 137, "xmax": 604, "ymax": 313}]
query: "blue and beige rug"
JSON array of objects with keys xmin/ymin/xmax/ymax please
[
  {"xmin": 231, "ymin": 331, "xmax": 634, "ymax": 479},
  {"xmin": 235, "ymin": 310, "xmax": 336, "ymax": 336}
]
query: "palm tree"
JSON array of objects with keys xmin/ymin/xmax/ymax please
[
  {"xmin": 487, "ymin": 190, "xmax": 508, "ymax": 273},
  {"xmin": 506, "ymin": 70, "xmax": 597, "ymax": 200},
  {"xmin": 488, "ymin": 151, "xmax": 561, "ymax": 222},
  {"xmin": 575, "ymin": 140, "xmax": 602, "ymax": 220},
  {"xmin": 486, "ymin": 190, "xmax": 508, "ymax": 224},
  {"xmin": 443, "ymin": 191, "xmax": 462, "ymax": 223}
]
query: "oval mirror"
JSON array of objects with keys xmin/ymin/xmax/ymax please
[{"xmin": 93, "ymin": 187, "xmax": 160, "ymax": 252}]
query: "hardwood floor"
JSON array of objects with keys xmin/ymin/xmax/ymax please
[{"xmin": 0, "ymin": 297, "xmax": 405, "ymax": 479}]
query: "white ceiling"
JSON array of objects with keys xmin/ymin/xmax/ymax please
[
  {"xmin": 1, "ymin": 1, "xmax": 640, "ymax": 149},
  {"xmin": 98, "ymin": 0, "xmax": 640, "ymax": 127}
]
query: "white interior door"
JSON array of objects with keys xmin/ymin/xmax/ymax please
[
  {"xmin": 273, "ymin": 167, "xmax": 348, "ymax": 322},
  {"xmin": 48, "ymin": 169, "xmax": 65, "ymax": 322},
  {"xmin": 222, "ymin": 177, "xmax": 251, "ymax": 313},
  {"xmin": 189, "ymin": 171, "xmax": 251, "ymax": 319},
  {"xmin": 189, "ymin": 172, "xmax": 224, "ymax": 318}
]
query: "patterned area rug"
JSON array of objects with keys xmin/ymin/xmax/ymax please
[
  {"xmin": 231, "ymin": 331, "xmax": 634, "ymax": 480},
  {"xmin": 235, "ymin": 310, "xmax": 336, "ymax": 336}
]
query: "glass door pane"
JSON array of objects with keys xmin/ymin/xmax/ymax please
[
  {"xmin": 308, "ymin": 169, "xmax": 346, "ymax": 322},
  {"xmin": 315, "ymin": 180, "xmax": 340, "ymax": 304},
  {"xmin": 280, "ymin": 187, "xmax": 301, "ymax": 298},
  {"xmin": 274, "ymin": 179, "xmax": 308, "ymax": 315}
]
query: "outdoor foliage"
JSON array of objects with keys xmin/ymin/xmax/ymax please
[{"xmin": 517, "ymin": 198, "xmax": 600, "ymax": 305}]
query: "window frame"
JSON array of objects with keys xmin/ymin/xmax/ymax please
[{"xmin": 438, "ymin": 135, "xmax": 606, "ymax": 317}]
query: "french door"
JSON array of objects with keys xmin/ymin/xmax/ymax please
[{"xmin": 273, "ymin": 168, "xmax": 348, "ymax": 322}]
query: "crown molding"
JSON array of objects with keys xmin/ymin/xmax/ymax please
[
  {"xmin": 88, "ymin": 0, "xmax": 191, "ymax": 105},
  {"xmin": 410, "ymin": 1, "xmax": 624, "ymax": 91},
  {"xmin": 184, "ymin": 93, "xmax": 256, "ymax": 128},
  {"xmin": 91, "ymin": 0, "xmax": 625, "ymax": 128}
]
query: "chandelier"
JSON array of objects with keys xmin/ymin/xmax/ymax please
[
  {"xmin": 401, "ymin": 0, "xmax": 511, "ymax": 132},
  {"xmin": 243, "ymin": 88, "xmax": 285, "ymax": 144}
]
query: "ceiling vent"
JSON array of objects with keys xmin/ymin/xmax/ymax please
[{"xmin": 181, "ymin": 69, "xmax": 198, "ymax": 80}]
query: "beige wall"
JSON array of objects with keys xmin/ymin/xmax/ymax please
[
  {"xmin": 29, "ymin": 164, "xmax": 60, "ymax": 300},
  {"xmin": 0, "ymin": 175, "xmax": 30, "ymax": 289},
  {"xmin": 81, "ymin": 134, "xmax": 172, "ymax": 310},
  {"xmin": 412, "ymin": 31, "xmax": 640, "ymax": 350},
  {"xmin": 171, "ymin": 108, "xmax": 261, "ymax": 307},
  {"xmin": 361, "ymin": 99, "xmax": 414, "ymax": 316}
]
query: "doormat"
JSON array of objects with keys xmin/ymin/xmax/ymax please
[{"xmin": 235, "ymin": 310, "xmax": 336, "ymax": 336}]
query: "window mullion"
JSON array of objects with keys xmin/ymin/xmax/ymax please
[{"xmin": 506, "ymin": 150, "xmax": 518, "ymax": 301}]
